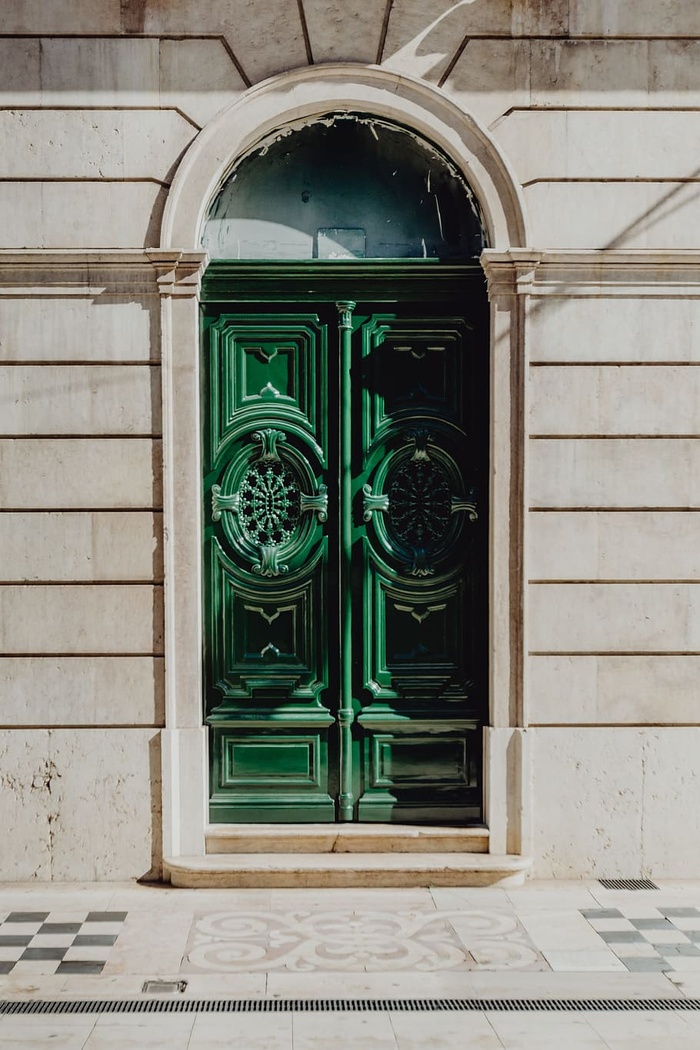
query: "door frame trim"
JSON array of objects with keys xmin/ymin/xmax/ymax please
[{"xmin": 156, "ymin": 65, "xmax": 532, "ymax": 865}]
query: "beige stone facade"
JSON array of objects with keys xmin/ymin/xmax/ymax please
[{"xmin": 2, "ymin": 0, "xmax": 700, "ymax": 881}]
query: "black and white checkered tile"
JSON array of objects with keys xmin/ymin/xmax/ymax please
[
  {"xmin": 0, "ymin": 910, "xmax": 126, "ymax": 976},
  {"xmin": 581, "ymin": 906, "xmax": 700, "ymax": 972}
]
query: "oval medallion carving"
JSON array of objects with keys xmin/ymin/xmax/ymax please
[{"xmin": 238, "ymin": 462, "xmax": 301, "ymax": 547}]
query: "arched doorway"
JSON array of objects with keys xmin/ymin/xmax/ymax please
[{"xmin": 200, "ymin": 115, "xmax": 490, "ymax": 824}]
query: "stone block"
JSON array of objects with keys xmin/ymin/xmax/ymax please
[
  {"xmin": 1, "ymin": 0, "xmax": 120, "ymax": 33},
  {"xmin": 529, "ymin": 511, "xmax": 700, "ymax": 581},
  {"xmin": 527, "ymin": 297, "xmax": 700, "ymax": 363},
  {"xmin": 570, "ymin": 0, "xmax": 700, "ymax": 37},
  {"xmin": 0, "ymin": 39, "xmax": 40, "ymax": 105},
  {"xmin": 0, "ymin": 656, "xmax": 165, "ymax": 726},
  {"xmin": 40, "ymin": 38, "xmax": 159, "ymax": 107},
  {"xmin": 159, "ymin": 39, "xmax": 245, "ymax": 128},
  {"xmin": 0, "ymin": 729, "xmax": 52, "ymax": 879},
  {"xmin": 0, "ymin": 365, "xmax": 160, "ymax": 435},
  {"xmin": 531, "ymin": 727, "xmax": 644, "ymax": 878},
  {"xmin": 524, "ymin": 181, "xmax": 700, "ymax": 249},
  {"xmin": 0, "ymin": 182, "xmax": 167, "ymax": 249},
  {"xmin": 0, "ymin": 512, "xmax": 163, "ymax": 582},
  {"xmin": 529, "ymin": 582, "xmax": 700, "ymax": 653},
  {"xmin": 441, "ymin": 38, "xmax": 531, "ymax": 129},
  {"xmin": 531, "ymin": 40, "xmax": 649, "ymax": 108},
  {"xmin": 642, "ymin": 729, "xmax": 700, "ymax": 877},
  {"xmin": 529, "ymin": 366, "xmax": 700, "ymax": 436},
  {"xmin": 0, "ymin": 296, "xmax": 157, "ymax": 363},
  {"xmin": 650, "ymin": 40, "xmax": 700, "ymax": 104},
  {"xmin": 528, "ymin": 654, "xmax": 700, "ymax": 724},
  {"xmin": 0, "ymin": 439, "xmax": 162, "ymax": 509},
  {"xmin": 0, "ymin": 585, "xmax": 164, "ymax": 654},
  {"xmin": 529, "ymin": 439, "xmax": 700, "ymax": 508},
  {"xmin": 383, "ymin": 0, "xmax": 513, "ymax": 86},
  {"xmin": 495, "ymin": 110, "xmax": 700, "ymax": 183},
  {"xmin": 0, "ymin": 111, "xmax": 195, "ymax": 181},
  {"xmin": 0, "ymin": 728, "xmax": 162, "ymax": 881},
  {"xmin": 303, "ymin": 0, "xmax": 387, "ymax": 64},
  {"xmin": 135, "ymin": 0, "xmax": 308, "ymax": 84}
]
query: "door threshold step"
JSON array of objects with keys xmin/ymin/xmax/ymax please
[
  {"xmin": 205, "ymin": 823, "xmax": 489, "ymax": 855},
  {"xmin": 164, "ymin": 852, "xmax": 531, "ymax": 888}
]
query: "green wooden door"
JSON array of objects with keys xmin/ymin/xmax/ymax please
[{"xmin": 202, "ymin": 264, "xmax": 487, "ymax": 824}]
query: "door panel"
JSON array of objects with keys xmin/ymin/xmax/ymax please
[{"xmin": 203, "ymin": 279, "xmax": 487, "ymax": 824}]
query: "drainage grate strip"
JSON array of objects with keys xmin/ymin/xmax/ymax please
[
  {"xmin": 598, "ymin": 879, "xmax": 660, "ymax": 891},
  {"xmin": 0, "ymin": 998, "xmax": 698, "ymax": 1015}
]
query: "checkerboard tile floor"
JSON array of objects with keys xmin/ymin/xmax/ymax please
[
  {"xmin": 581, "ymin": 906, "xmax": 700, "ymax": 972},
  {"xmin": 0, "ymin": 910, "xmax": 126, "ymax": 976}
]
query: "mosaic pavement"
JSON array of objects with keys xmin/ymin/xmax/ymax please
[
  {"xmin": 581, "ymin": 905, "xmax": 700, "ymax": 973},
  {"xmin": 182, "ymin": 908, "xmax": 547, "ymax": 973}
]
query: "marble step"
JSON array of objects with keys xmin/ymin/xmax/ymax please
[
  {"xmin": 164, "ymin": 852, "xmax": 531, "ymax": 888},
  {"xmin": 206, "ymin": 823, "xmax": 490, "ymax": 855}
]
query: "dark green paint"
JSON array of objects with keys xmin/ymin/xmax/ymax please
[{"xmin": 203, "ymin": 262, "xmax": 488, "ymax": 824}]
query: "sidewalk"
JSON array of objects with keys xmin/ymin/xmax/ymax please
[{"xmin": 2, "ymin": 879, "xmax": 700, "ymax": 1047}]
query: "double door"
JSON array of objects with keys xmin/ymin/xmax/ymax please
[{"xmin": 202, "ymin": 267, "xmax": 487, "ymax": 823}]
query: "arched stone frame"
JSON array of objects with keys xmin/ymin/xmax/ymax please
[{"xmin": 157, "ymin": 63, "xmax": 532, "ymax": 862}]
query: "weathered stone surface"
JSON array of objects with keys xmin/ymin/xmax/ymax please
[
  {"xmin": 0, "ymin": 512, "xmax": 163, "ymax": 581},
  {"xmin": 530, "ymin": 439, "xmax": 700, "ymax": 508},
  {"xmin": 0, "ymin": 656, "xmax": 165, "ymax": 726},
  {"xmin": 0, "ymin": 39, "xmax": 40, "ymax": 105},
  {"xmin": 529, "ymin": 654, "xmax": 700, "ymax": 724},
  {"xmin": 570, "ymin": 0, "xmax": 700, "ymax": 37},
  {"xmin": 0, "ymin": 439, "xmax": 162, "ymax": 509},
  {"xmin": 529, "ymin": 511, "xmax": 700, "ymax": 580},
  {"xmin": 40, "ymin": 38, "xmax": 159, "ymax": 107},
  {"xmin": 442, "ymin": 38, "xmax": 531, "ymax": 128},
  {"xmin": 0, "ymin": 111, "xmax": 196, "ymax": 181},
  {"xmin": 527, "ymin": 297, "xmax": 700, "ymax": 363},
  {"xmin": 303, "ymin": 0, "xmax": 387, "ymax": 64},
  {"xmin": 0, "ymin": 728, "xmax": 162, "ymax": 881},
  {"xmin": 529, "ymin": 583, "xmax": 700, "ymax": 653},
  {"xmin": 0, "ymin": 585, "xmax": 164, "ymax": 654},
  {"xmin": 0, "ymin": 182, "xmax": 167, "ymax": 249},
  {"xmin": 529, "ymin": 365, "xmax": 700, "ymax": 435},
  {"xmin": 159, "ymin": 39, "xmax": 246, "ymax": 128},
  {"xmin": 0, "ymin": 366, "xmax": 160, "ymax": 435},
  {"xmin": 0, "ymin": 296, "xmax": 158, "ymax": 363}
]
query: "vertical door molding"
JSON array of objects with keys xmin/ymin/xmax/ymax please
[{"xmin": 156, "ymin": 250, "xmax": 209, "ymax": 858}]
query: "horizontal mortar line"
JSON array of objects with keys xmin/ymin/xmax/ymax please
[
  {"xmin": 0, "ymin": 104, "xmax": 201, "ymax": 129},
  {"xmin": 0, "ymin": 723, "xmax": 164, "ymax": 730},
  {"xmin": 529, "ymin": 361, "xmax": 700, "ymax": 367},
  {"xmin": 530, "ymin": 722, "xmax": 700, "ymax": 728},
  {"xmin": 0, "ymin": 361, "xmax": 161, "ymax": 367},
  {"xmin": 529, "ymin": 434, "xmax": 700, "ymax": 439},
  {"xmin": 529, "ymin": 650, "xmax": 700, "ymax": 657},
  {"xmin": 0, "ymin": 433, "xmax": 162, "ymax": 439},
  {"xmin": 0, "ymin": 580, "xmax": 164, "ymax": 586},
  {"xmin": 0, "ymin": 176, "xmax": 170, "ymax": 186},
  {"xmin": 529, "ymin": 507, "xmax": 700, "ymax": 512},
  {"xmin": 5, "ymin": 31, "xmax": 700, "ymax": 40},
  {"xmin": 500, "ymin": 105, "xmax": 700, "ymax": 116},
  {"xmin": 0, "ymin": 508, "xmax": 163, "ymax": 514},
  {"xmin": 522, "ymin": 177, "xmax": 700, "ymax": 187},
  {"xmin": 0, "ymin": 653, "xmax": 164, "ymax": 659},
  {"xmin": 529, "ymin": 579, "xmax": 700, "ymax": 585},
  {"xmin": 0, "ymin": 651, "xmax": 164, "ymax": 657}
]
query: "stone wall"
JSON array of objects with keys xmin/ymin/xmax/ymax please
[{"xmin": 1, "ymin": 0, "xmax": 699, "ymax": 879}]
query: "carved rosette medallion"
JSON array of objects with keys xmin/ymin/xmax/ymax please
[{"xmin": 211, "ymin": 428, "xmax": 327, "ymax": 577}]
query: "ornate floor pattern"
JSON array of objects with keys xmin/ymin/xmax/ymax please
[
  {"xmin": 0, "ymin": 910, "xmax": 126, "ymax": 976},
  {"xmin": 582, "ymin": 906, "xmax": 700, "ymax": 973},
  {"xmin": 183, "ymin": 908, "xmax": 548, "ymax": 973}
]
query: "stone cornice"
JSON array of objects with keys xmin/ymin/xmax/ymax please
[
  {"xmin": 482, "ymin": 249, "xmax": 700, "ymax": 297},
  {"xmin": 0, "ymin": 249, "xmax": 208, "ymax": 295}
]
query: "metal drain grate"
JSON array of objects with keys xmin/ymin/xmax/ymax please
[
  {"xmin": 1, "ymin": 998, "xmax": 698, "ymax": 1015},
  {"xmin": 598, "ymin": 878, "xmax": 660, "ymax": 891}
]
